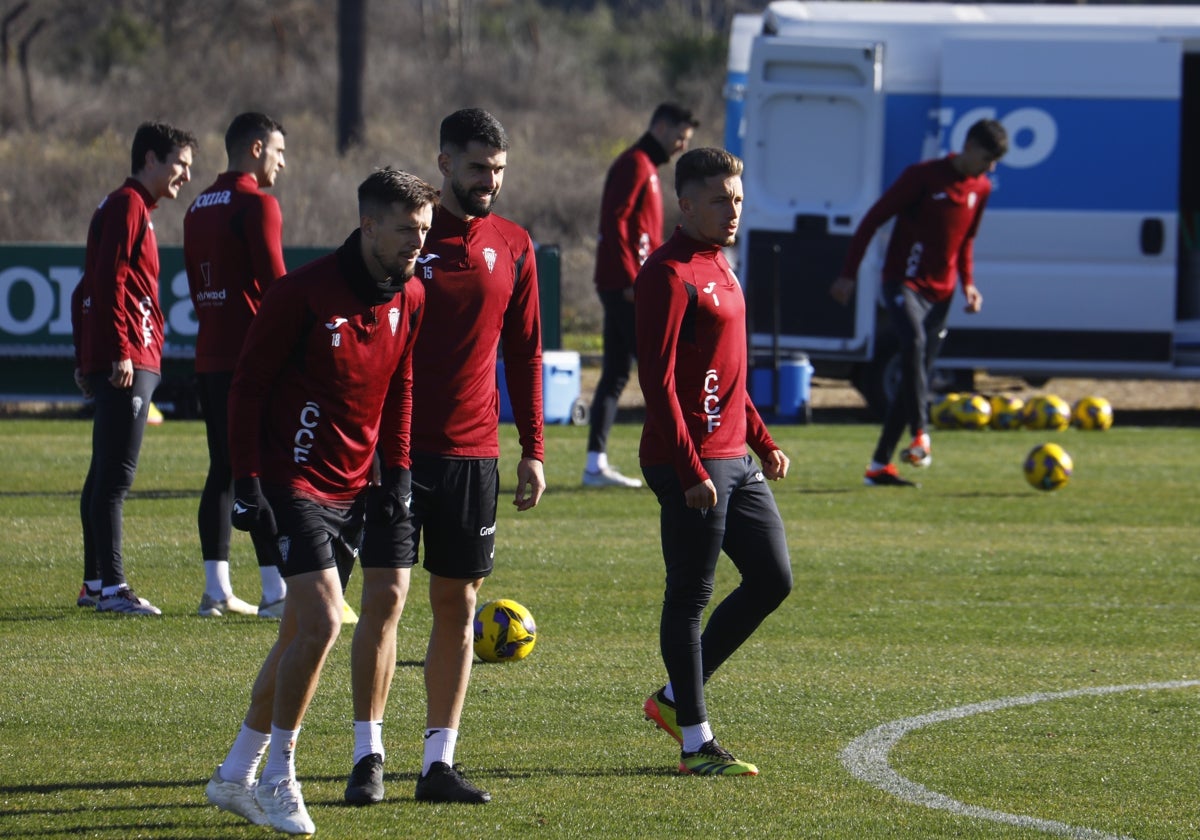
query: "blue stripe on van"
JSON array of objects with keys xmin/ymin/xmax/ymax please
[{"xmin": 882, "ymin": 94, "xmax": 1178, "ymax": 213}]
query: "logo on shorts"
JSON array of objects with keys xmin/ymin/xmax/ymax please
[
  {"xmin": 277, "ymin": 536, "xmax": 291, "ymax": 565},
  {"xmin": 479, "ymin": 522, "xmax": 496, "ymax": 537},
  {"xmin": 131, "ymin": 396, "xmax": 143, "ymax": 418}
]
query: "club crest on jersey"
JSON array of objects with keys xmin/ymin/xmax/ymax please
[
  {"xmin": 968, "ymin": 192, "xmax": 977, "ymax": 208},
  {"xmin": 482, "ymin": 247, "xmax": 497, "ymax": 273},
  {"xmin": 388, "ymin": 306, "xmax": 400, "ymax": 336}
]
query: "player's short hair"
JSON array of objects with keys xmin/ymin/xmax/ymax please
[
  {"xmin": 674, "ymin": 147, "xmax": 743, "ymax": 197},
  {"xmin": 131, "ymin": 121, "xmax": 197, "ymax": 175},
  {"xmin": 358, "ymin": 167, "xmax": 439, "ymax": 219},
  {"xmin": 651, "ymin": 102, "xmax": 699, "ymax": 130},
  {"xmin": 439, "ymin": 108, "xmax": 509, "ymax": 154},
  {"xmin": 966, "ymin": 118, "xmax": 1008, "ymax": 160},
  {"xmin": 225, "ymin": 112, "xmax": 285, "ymax": 157}
]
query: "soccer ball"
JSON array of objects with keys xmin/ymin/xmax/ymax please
[
  {"xmin": 989, "ymin": 394, "xmax": 1025, "ymax": 430},
  {"xmin": 952, "ymin": 393, "xmax": 992, "ymax": 430},
  {"xmin": 1022, "ymin": 395, "xmax": 1071, "ymax": 431},
  {"xmin": 1072, "ymin": 396, "xmax": 1113, "ymax": 430},
  {"xmin": 1023, "ymin": 442, "xmax": 1073, "ymax": 491},
  {"xmin": 473, "ymin": 599, "xmax": 537, "ymax": 662},
  {"xmin": 930, "ymin": 393, "xmax": 961, "ymax": 429}
]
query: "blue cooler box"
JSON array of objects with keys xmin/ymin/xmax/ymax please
[
  {"xmin": 498, "ymin": 350, "xmax": 585, "ymax": 425},
  {"xmin": 750, "ymin": 354, "xmax": 813, "ymax": 423}
]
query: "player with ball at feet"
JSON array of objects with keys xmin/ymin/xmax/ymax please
[{"xmin": 636, "ymin": 147, "xmax": 793, "ymax": 776}]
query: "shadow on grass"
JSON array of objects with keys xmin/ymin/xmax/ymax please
[{"xmin": 0, "ymin": 489, "xmax": 199, "ymax": 500}]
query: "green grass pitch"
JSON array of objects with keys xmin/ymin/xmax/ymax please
[{"xmin": 1, "ymin": 417, "xmax": 1198, "ymax": 839}]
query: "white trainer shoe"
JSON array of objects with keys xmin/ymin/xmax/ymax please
[
  {"xmin": 96, "ymin": 588, "xmax": 161, "ymax": 615},
  {"xmin": 198, "ymin": 593, "xmax": 258, "ymax": 617},
  {"xmin": 258, "ymin": 597, "xmax": 286, "ymax": 620},
  {"xmin": 205, "ymin": 766, "xmax": 268, "ymax": 826},
  {"xmin": 255, "ymin": 777, "xmax": 315, "ymax": 836},
  {"xmin": 582, "ymin": 466, "xmax": 643, "ymax": 488}
]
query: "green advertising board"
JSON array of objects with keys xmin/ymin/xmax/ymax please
[{"xmin": 0, "ymin": 243, "xmax": 561, "ymax": 400}]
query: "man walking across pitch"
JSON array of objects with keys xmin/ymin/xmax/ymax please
[
  {"xmin": 830, "ymin": 119, "xmax": 1008, "ymax": 487},
  {"xmin": 72, "ymin": 121, "xmax": 196, "ymax": 615},
  {"xmin": 184, "ymin": 111, "xmax": 289, "ymax": 619},
  {"xmin": 344, "ymin": 108, "xmax": 545, "ymax": 806},
  {"xmin": 205, "ymin": 168, "xmax": 436, "ymax": 835},
  {"xmin": 583, "ymin": 102, "xmax": 697, "ymax": 489},
  {"xmin": 638, "ymin": 147, "xmax": 793, "ymax": 776}
]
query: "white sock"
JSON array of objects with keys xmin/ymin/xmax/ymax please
[
  {"xmin": 681, "ymin": 721, "xmax": 714, "ymax": 753},
  {"xmin": 84, "ymin": 579, "xmax": 101, "ymax": 593},
  {"xmin": 220, "ymin": 724, "xmax": 270, "ymax": 787},
  {"xmin": 204, "ymin": 560, "xmax": 233, "ymax": 600},
  {"xmin": 586, "ymin": 451, "xmax": 607, "ymax": 472},
  {"xmin": 662, "ymin": 683, "xmax": 675, "ymax": 704},
  {"xmin": 422, "ymin": 728, "xmax": 458, "ymax": 774},
  {"xmin": 260, "ymin": 565, "xmax": 286, "ymax": 603},
  {"xmin": 869, "ymin": 460, "xmax": 888, "ymax": 472},
  {"xmin": 353, "ymin": 720, "xmax": 384, "ymax": 764},
  {"xmin": 261, "ymin": 725, "xmax": 300, "ymax": 785},
  {"xmin": 101, "ymin": 583, "xmax": 128, "ymax": 597}
]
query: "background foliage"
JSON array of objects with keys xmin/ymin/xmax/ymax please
[{"xmin": 0, "ymin": 0, "xmax": 758, "ymax": 332}]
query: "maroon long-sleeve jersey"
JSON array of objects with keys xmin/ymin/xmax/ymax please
[
  {"xmin": 411, "ymin": 205, "xmax": 543, "ymax": 461},
  {"xmin": 228, "ymin": 231, "xmax": 422, "ymax": 507},
  {"xmin": 184, "ymin": 171, "xmax": 286, "ymax": 373},
  {"xmin": 637, "ymin": 228, "xmax": 777, "ymax": 489},
  {"xmin": 72, "ymin": 178, "xmax": 163, "ymax": 376},
  {"xmin": 840, "ymin": 155, "xmax": 992, "ymax": 303},
  {"xmin": 593, "ymin": 133, "xmax": 669, "ymax": 293}
]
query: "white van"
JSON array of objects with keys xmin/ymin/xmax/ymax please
[{"xmin": 729, "ymin": 2, "xmax": 1200, "ymax": 413}]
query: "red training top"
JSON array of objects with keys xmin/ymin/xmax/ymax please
[
  {"xmin": 72, "ymin": 178, "xmax": 163, "ymax": 376},
  {"xmin": 228, "ymin": 231, "xmax": 423, "ymax": 507},
  {"xmin": 411, "ymin": 205, "xmax": 544, "ymax": 462},
  {"xmin": 839, "ymin": 155, "xmax": 992, "ymax": 303},
  {"xmin": 593, "ymin": 133, "xmax": 669, "ymax": 293},
  {"xmin": 637, "ymin": 228, "xmax": 777, "ymax": 489},
  {"xmin": 184, "ymin": 171, "xmax": 286, "ymax": 373}
]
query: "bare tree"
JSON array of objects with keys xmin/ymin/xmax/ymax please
[{"xmin": 337, "ymin": 0, "xmax": 366, "ymax": 154}]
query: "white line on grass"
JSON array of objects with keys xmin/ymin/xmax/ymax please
[{"xmin": 840, "ymin": 680, "xmax": 1200, "ymax": 840}]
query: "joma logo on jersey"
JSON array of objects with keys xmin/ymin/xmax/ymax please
[
  {"xmin": 703, "ymin": 368, "xmax": 722, "ymax": 433},
  {"xmin": 190, "ymin": 189, "xmax": 233, "ymax": 211},
  {"xmin": 326, "ymin": 317, "xmax": 347, "ymax": 347},
  {"xmin": 293, "ymin": 400, "xmax": 320, "ymax": 463},
  {"xmin": 417, "ymin": 253, "xmax": 440, "ymax": 281}
]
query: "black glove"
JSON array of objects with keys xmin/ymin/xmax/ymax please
[
  {"xmin": 232, "ymin": 476, "xmax": 277, "ymax": 535},
  {"xmin": 366, "ymin": 466, "xmax": 411, "ymax": 526}
]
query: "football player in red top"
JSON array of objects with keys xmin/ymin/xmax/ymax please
[
  {"xmin": 72, "ymin": 120, "xmax": 196, "ymax": 616},
  {"xmin": 584, "ymin": 102, "xmax": 697, "ymax": 489},
  {"xmin": 344, "ymin": 109, "xmax": 545, "ymax": 807},
  {"xmin": 637, "ymin": 148, "xmax": 792, "ymax": 776},
  {"xmin": 184, "ymin": 112, "xmax": 289, "ymax": 619},
  {"xmin": 205, "ymin": 168, "xmax": 437, "ymax": 836},
  {"xmin": 830, "ymin": 119, "xmax": 1008, "ymax": 487}
]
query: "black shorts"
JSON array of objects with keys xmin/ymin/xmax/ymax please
[
  {"xmin": 410, "ymin": 455, "xmax": 499, "ymax": 580},
  {"xmin": 361, "ymin": 485, "xmax": 418, "ymax": 571},
  {"xmin": 265, "ymin": 490, "xmax": 368, "ymax": 579}
]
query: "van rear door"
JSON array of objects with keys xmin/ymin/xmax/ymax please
[
  {"xmin": 935, "ymin": 36, "xmax": 1181, "ymax": 375},
  {"xmin": 737, "ymin": 36, "xmax": 885, "ymax": 359}
]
